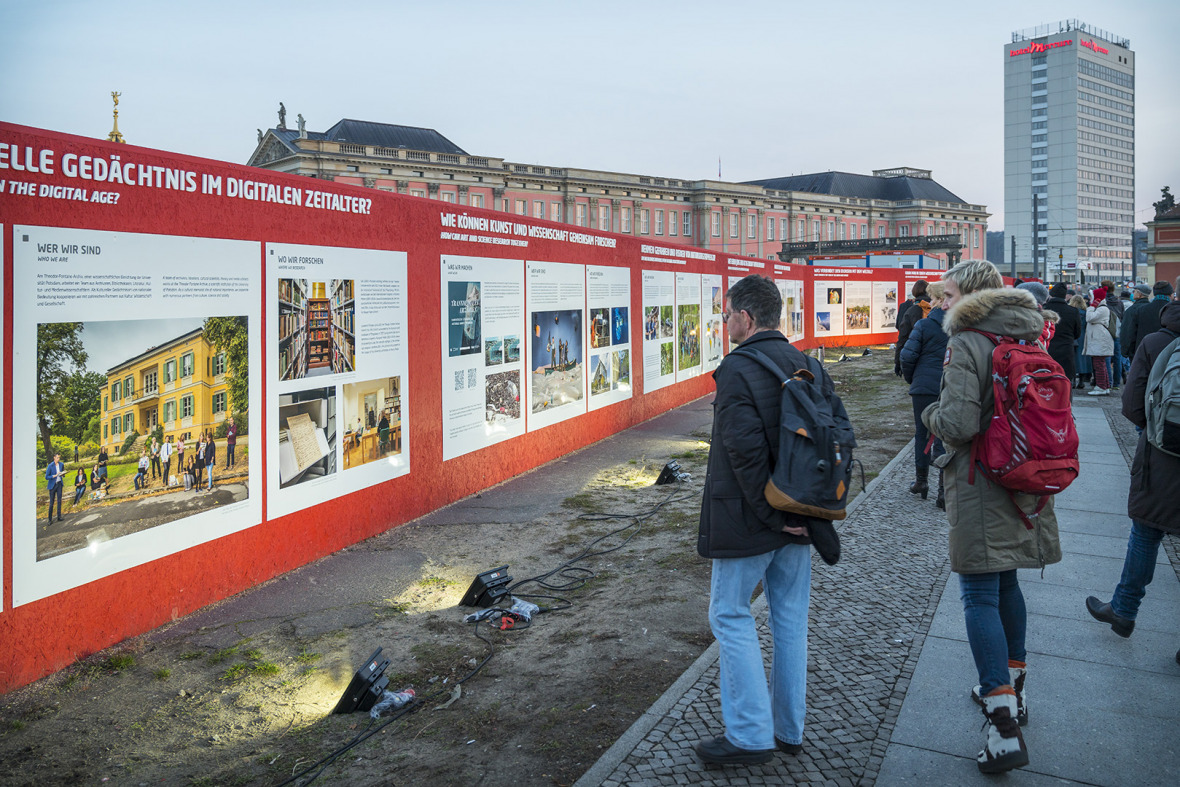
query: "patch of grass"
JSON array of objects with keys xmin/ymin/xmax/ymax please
[
  {"xmin": 8, "ymin": 719, "xmax": 26, "ymax": 732},
  {"xmin": 419, "ymin": 576, "xmax": 455, "ymax": 590},
  {"xmin": 106, "ymin": 653, "xmax": 136, "ymax": 671},
  {"xmin": 296, "ymin": 648, "xmax": 320, "ymax": 664},
  {"xmin": 207, "ymin": 646, "xmax": 239, "ymax": 665},
  {"xmin": 155, "ymin": 668, "xmax": 172, "ymax": 681},
  {"xmin": 561, "ymin": 491, "xmax": 604, "ymax": 514},
  {"xmin": 251, "ymin": 661, "xmax": 281, "ymax": 677},
  {"xmin": 243, "ymin": 649, "xmax": 264, "ymax": 662},
  {"xmin": 221, "ymin": 663, "xmax": 248, "ymax": 682},
  {"xmin": 179, "ymin": 651, "xmax": 204, "ymax": 661},
  {"xmin": 374, "ymin": 600, "xmax": 409, "ymax": 619}
]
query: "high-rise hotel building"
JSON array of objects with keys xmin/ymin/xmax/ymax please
[{"xmin": 1004, "ymin": 20, "xmax": 1134, "ymax": 281}]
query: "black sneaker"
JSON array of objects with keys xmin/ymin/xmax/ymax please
[
  {"xmin": 776, "ymin": 738, "xmax": 803, "ymax": 755},
  {"xmin": 695, "ymin": 736, "xmax": 773, "ymax": 765}
]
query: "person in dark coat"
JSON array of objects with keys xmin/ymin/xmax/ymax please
[
  {"xmin": 1043, "ymin": 284, "xmax": 1083, "ymax": 385},
  {"xmin": 1086, "ymin": 299, "xmax": 1180, "ymax": 665},
  {"xmin": 894, "ymin": 280, "xmax": 929, "ymax": 375},
  {"xmin": 695, "ymin": 274, "xmax": 832, "ymax": 765},
  {"xmin": 1121, "ymin": 281, "xmax": 1174, "ymax": 361},
  {"xmin": 900, "ymin": 281, "xmax": 947, "ymax": 507},
  {"xmin": 1118, "ymin": 284, "xmax": 1151, "ymax": 358}
]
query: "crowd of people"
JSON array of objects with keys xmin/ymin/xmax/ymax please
[{"xmin": 697, "ymin": 265, "xmax": 1180, "ymax": 776}]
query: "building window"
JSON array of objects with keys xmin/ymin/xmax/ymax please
[
  {"xmin": 164, "ymin": 400, "xmax": 175, "ymax": 423},
  {"xmin": 181, "ymin": 352, "xmax": 194, "ymax": 378},
  {"xmin": 533, "ymin": 200, "xmax": 544, "ymax": 219},
  {"xmin": 640, "ymin": 209, "xmax": 650, "ymax": 234},
  {"xmin": 798, "ymin": 219, "xmax": 805, "ymax": 240},
  {"xmin": 441, "ymin": 191, "xmax": 456, "ymax": 203},
  {"xmin": 838, "ymin": 222, "xmax": 846, "ymax": 241},
  {"xmin": 143, "ymin": 370, "xmax": 158, "ymax": 394},
  {"xmin": 410, "ymin": 188, "xmax": 426, "ymax": 198},
  {"xmin": 747, "ymin": 214, "xmax": 756, "ymax": 239},
  {"xmin": 860, "ymin": 224, "xmax": 867, "ymax": 239},
  {"xmin": 164, "ymin": 359, "xmax": 176, "ymax": 383},
  {"xmin": 515, "ymin": 199, "xmax": 527, "ymax": 215},
  {"xmin": 551, "ymin": 202, "xmax": 561, "ymax": 222},
  {"xmin": 767, "ymin": 217, "xmax": 776, "ymax": 241},
  {"xmin": 212, "ymin": 391, "xmax": 227, "ymax": 415},
  {"xmin": 213, "ymin": 352, "xmax": 226, "ymax": 376},
  {"xmin": 112, "ymin": 381, "xmax": 121, "ymax": 401},
  {"xmin": 470, "ymin": 193, "xmax": 484, "ymax": 208},
  {"xmin": 599, "ymin": 204, "xmax": 610, "ymax": 230},
  {"xmin": 103, "ymin": 395, "xmax": 108, "ymax": 413},
  {"xmin": 712, "ymin": 212, "xmax": 721, "ymax": 237},
  {"xmin": 973, "ymin": 228, "xmax": 980, "ymax": 248},
  {"xmin": 621, "ymin": 207, "xmax": 631, "ymax": 233},
  {"xmin": 123, "ymin": 413, "xmax": 133, "ymax": 433},
  {"xmin": 813, "ymin": 219, "xmax": 820, "ymax": 240},
  {"xmin": 729, "ymin": 213, "xmax": 738, "ymax": 239},
  {"xmin": 111, "ymin": 418, "xmax": 119, "ymax": 436},
  {"xmin": 576, "ymin": 203, "xmax": 587, "ymax": 227},
  {"xmin": 682, "ymin": 212, "xmax": 691, "ymax": 237},
  {"xmin": 181, "ymin": 394, "xmax": 194, "ymax": 419},
  {"xmin": 827, "ymin": 221, "xmax": 834, "ymax": 241},
  {"xmin": 668, "ymin": 210, "xmax": 677, "ymax": 236},
  {"xmin": 900, "ymin": 225, "xmax": 910, "ymax": 237},
  {"xmin": 124, "ymin": 375, "xmax": 133, "ymax": 398},
  {"xmin": 103, "ymin": 425, "xmax": 108, "ymax": 440},
  {"xmin": 655, "ymin": 210, "xmax": 663, "ymax": 235}
]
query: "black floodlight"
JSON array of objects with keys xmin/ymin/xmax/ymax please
[
  {"xmin": 861, "ymin": 348, "xmax": 872, "ymax": 356},
  {"xmin": 459, "ymin": 565, "xmax": 512, "ymax": 608},
  {"xmin": 332, "ymin": 647, "xmax": 391, "ymax": 714},
  {"xmin": 655, "ymin": 460, "xmax": 689, "ymax": 485}
]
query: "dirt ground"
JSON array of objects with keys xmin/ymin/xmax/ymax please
[{"xmin": 0, "ymin": 348, "xmax": 912, "ymax": 787}]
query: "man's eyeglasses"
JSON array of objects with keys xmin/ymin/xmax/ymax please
[{"xmin": 722, "ymin": 309, "xmax": 742, "ymax": 323}]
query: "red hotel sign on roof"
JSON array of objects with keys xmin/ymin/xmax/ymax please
[
  {"xmin": 1081, "ymin": 39, "xmax": 1109, "ymax": 54},
  {"xmin": 1009, "ymin": 39, "xmax": 1072, "ymax": 56}
]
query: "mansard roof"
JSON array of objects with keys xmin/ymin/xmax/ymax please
[
  {"xmin": 271, "ymin": 119, "xmax": 467, "ymax": 155},
  {"xmin": 743, "ymin": 171, "xmax": 968, "ymax": 204}
]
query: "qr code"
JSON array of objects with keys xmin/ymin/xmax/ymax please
[
  {"xmin": 467, "ymin": 368, "xmax": 477, "ymax": 388},
  {"xmin": 454, "ymin": 369, "xmax": 465, "ymax": 391}
]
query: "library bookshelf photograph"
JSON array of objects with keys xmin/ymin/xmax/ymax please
[{"xmin": 277, "ymin": 279, "xmax": 356, "ymax": 380}]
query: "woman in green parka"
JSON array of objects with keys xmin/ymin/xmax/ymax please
[{"xmin": 922, "ymin": 260, "xmax": 1062, "ymax": 775}]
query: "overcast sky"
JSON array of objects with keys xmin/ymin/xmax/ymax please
[{"xmin": 2, "ymin": 0, "xmax": 1176, "ymax": 232}]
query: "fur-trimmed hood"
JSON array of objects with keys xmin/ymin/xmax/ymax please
[{"xmin": 944, "ymin": 287, "xmax": 1044, "ymax": 341}]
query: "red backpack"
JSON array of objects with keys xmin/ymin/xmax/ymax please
[{"xmin": 966, "ymin": 330, "xmax": 1079, "ymax": 529}]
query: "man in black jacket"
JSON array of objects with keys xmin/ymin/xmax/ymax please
[
  {"xmin": 1043, "ymin": 283, "xmax": 1083, "ymax": 384},
  {"xmin": 1086, "ymin": 297, "xmax": 1180, "ymax": 665},
  {"xmin": 1122, "ymin": 281, "xmax": 1174, "ymax": 360},
  {"xmin": 695, "ymin": 275, "xmax": 832, "ymax": 765},
  {"xmin": 894, "ymin": 280, "xmax": 928, "ymax": 375}
]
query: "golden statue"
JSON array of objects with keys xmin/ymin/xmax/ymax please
[{"xmin": 107, "ymin": 91, "xmax": 125, "ymax": 143}]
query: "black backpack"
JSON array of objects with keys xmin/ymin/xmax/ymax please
[{"xmin": 731, "ymin": 347, "xmax": 858, "ymax": 521}]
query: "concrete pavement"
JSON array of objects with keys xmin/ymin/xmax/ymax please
[{"xmin": 578, "ymin": 395, "xmax": 1180, "ymax": 786}]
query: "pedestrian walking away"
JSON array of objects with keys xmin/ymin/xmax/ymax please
[
  {"xmin": 1084, "ymin": 287, "xmax": 1114, "ymax": 395},
  {"xmin": 900, "ymin": 281, "xmax": 947, "ymax": 507},
  {"xmin": 895, "ymin": 280, "xmax": 930, "ymax": 376},
  {"xmin": 923, "ymin": 260, "xmax": 1062, "ymax": 774},
  {"xmin": 1044, "ymin": 283, "xmax": 1083, "ymax": 391},
  {"xmin": 695, "ymin": 274, "xmax": 838, "ymax": 766},
  {"xmin": 1085, "ymin": 294, "xmax": 1180, "ymax": 665}
]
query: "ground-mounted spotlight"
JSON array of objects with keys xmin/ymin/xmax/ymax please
[
  {"xmin": 459, "ymin": 565, "xmax": 512, "ymax": 608},
  {"xmin": 333, "ymin": 647, "xmax": 391, "ymax": 714},
  {"xmin": 838, "ymin": 354, "xmax": 850, "ymax": 362},
  {"xmin": 861, "ymin": 348, "xmax": 872, "ymax": 356},
  {"xmin": 655, "ymin": 460, "xmax": 690, "ymax": 485}
]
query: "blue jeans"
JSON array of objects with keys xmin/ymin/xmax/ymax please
[
  {"xmin": 959, "ymin": 571, "xmax": 1027, "ymax": 696},
  {"xmin": 134, "ymin": 471, "xmax": 146, "ymax": 490},
  {"xmin": 709, "ymin": 543, "xmax": 810, "ymax": 750},
  {"xmin": 1111, "ymin": 340, "xmax": 1123, "ymax": 386},
  {"xmin": 1110, "ymin": 521, "xmax": 1165, "ymax": 620}
]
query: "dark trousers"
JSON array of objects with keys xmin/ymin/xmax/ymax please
[
  {"xmin": 162, "ymin": 458, "xmax": 172, "ymax": 485},
  {"xmin": 47, "ymin": 485, "xmax": 63, "ymax": 521},
  {"xmin": 151, "ymin": 456, "xmax": 161, "ymax": 478},
  {"xmin": 911, "ymin": 394, "xmax": 945, "ymax": 472},
  {"xmin": 226, "ymin": 444, "xmax": 235, "ymax": 469}
]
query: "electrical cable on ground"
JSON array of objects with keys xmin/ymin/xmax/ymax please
[{"xmin": 274, "ymin": 474, "xmax": 696, "ymax": 787}]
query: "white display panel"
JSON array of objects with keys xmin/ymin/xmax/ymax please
[
  {"xmin": 642, "ymin": 270, "xmax": 676, "ymax": 392},
  {"xmin": 586, "ymin": 265, "xmax": 632, "ymax": 410},
  {"xmin": 12, "ymin": 226, "xmax": 262, "ymax": 606},
  {"xmin": 775, "ymin": 279, "xmax": 805, "ymax": 344},
  {"xmin": 440, "ymin": 255, "xmax": 526, "ymax": 460},
  {"xmin": 701, "ymin": 273, "xmax": 724, "ymax": 373},
  {"xmin": 526, "ymin": 260, "xmax": 587, "ymax": 431},
  {"xmin": 844, "ymin": 281, "xmax": 872, "ymax": 335},
  {"xmin": 814, "ymin": 281, "xmax": 846, "ymax": 339},
  {"xmin": 675, "ymin": 272, "xmax": 702, "ymax": 383},
  {"xmin": 266, "ymin": 243, "xmax": 410, "ymax": 519},
  {"xmin": 872, "ymin": 281, "xmax": 899, "ymax": 332}
]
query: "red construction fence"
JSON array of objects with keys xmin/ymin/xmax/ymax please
[{"xmin": 0, "ymin": 123, "xmax": 919, "ymax": 691}]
